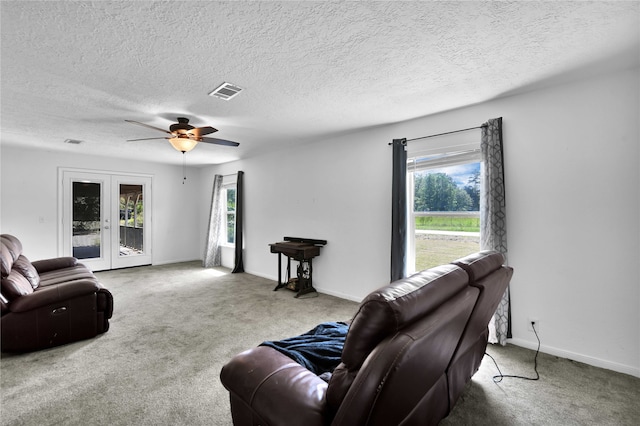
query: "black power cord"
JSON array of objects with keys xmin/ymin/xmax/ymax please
[{"xmin": 485, "ymin": 321, "xmax": 540, "ymax": 383}]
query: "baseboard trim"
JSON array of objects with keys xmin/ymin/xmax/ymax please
[
  {"xmin": 243, "ymin": 269, "xmax": 363, "ymax": 303},
  {"xmin": 153, "ymin": 258, "xmax": 200, "ymax": 266},
  {"xmin": 242, "ymin": 269, "xmax": 276, "ymax": 282},
  {"xmin": 314, "ymin": 287, "xmax": 362, "ymax": 303},
  {"xmin": 508, "ymin": 337, "xmax": 640, "ymax": 378}
]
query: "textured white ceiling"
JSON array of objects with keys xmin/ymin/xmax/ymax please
[{"xmin": 1, "ymin": 1, "xmax": 639, "ymax": 166}]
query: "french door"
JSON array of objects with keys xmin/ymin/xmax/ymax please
[{"xmin": 60, "ymin": 170, "xmax": 152, "ymax": 271}]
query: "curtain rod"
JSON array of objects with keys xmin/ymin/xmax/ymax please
[{"xmin": 405, "ymin": 124, "xmax": 487, "ymax": 143}]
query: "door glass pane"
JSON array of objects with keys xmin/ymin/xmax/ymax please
[
  {"xmin": 119, "ymin": 184, "xmax": 144, "ymax": 256},
  {"xmin": 72, "ymin": 181, "xmax": 101, "ymax": 259}
]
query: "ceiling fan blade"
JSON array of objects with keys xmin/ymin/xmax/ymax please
[
  {"xmin": 126, "ymin": 137, "xmax": 170, "ymax": 142},
  {"xmin": 189, "ymin": 126, "xmax": 218, "ymax": 138},
  {"xmin": 199, "ymin": 137, "xmax": 240, "ymax": 147},
  {"xmin": 125, "ymin": 120, "xmax": 172, "ymax": 134}
]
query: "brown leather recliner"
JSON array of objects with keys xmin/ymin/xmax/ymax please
[
  {"xmin": 448, "ymin": 251, "xmax": 513, "ymax": 408},
  {"xmin": 220, "ymin": 250, "xmax": 512, "ymax": 425},
  {"xmin": 1, "ymin": 234, "xmax": 113, "ymax": 352}
]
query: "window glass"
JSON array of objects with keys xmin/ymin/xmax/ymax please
[
  {"xmin": 225, "ymin": 187, "xmax": 236, "ymax": 244},
  {"xmin": 410, "ymin": 160, "xmax": 481, "ymax": 272}
]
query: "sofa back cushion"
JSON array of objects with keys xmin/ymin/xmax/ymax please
[
  {"xmin": 1, "ymin": 234, "xmax": 22, "ymax": 278},
  {"xmin": 13, "ymin": 255, "xmax": 40, "ymax": 289},
  {"xmin": 0, "ymin": 243, "xmax": 13, "ymax": 279},
  {"xmin": 452, "ymin": 250, "xmax": 505, "ymax": 282},
  {"xmin": 1, "ymin": 235, "xmax": 40, "ymax": 300},
  {"xmin": 330, "ymin": 275, "xmax": 479, "ymax": 425},
  {"xmin": 446, "ymin": 250, "xmax": 513, "ymax": 406},
  {"xmin": 326, "ymin": 264, "xmax": 470, "ymax": 416},
  {"xmin": 2, "ymin": 269, "xmax": 35, "ymax": 300},
  {"xmin": 341, "ymin": 264, "xmax": 469, "ymax": 369},
  {"xmin": 452, "ymin": 251, "xmax": 512, "ymax": 348}
]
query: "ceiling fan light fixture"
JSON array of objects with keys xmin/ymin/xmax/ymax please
[
  {"xmin": 169, "ymin": 137, "xmax": 198, "ymax": 153},
  {"xmin": 125, "ymin": 117, "xmax": 239, "ymax": 152}
]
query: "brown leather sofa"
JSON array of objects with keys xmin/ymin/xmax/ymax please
[
  {"xmin": 220, "ymin": 250, "xmax": 512, "ymax": 425},
  {"xmin": 1, "ymin": 234, "xmax": 113, "ymax": 352}
]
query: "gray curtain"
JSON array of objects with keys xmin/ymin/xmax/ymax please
[
  {"xmin": 231, "ymin": 171, "xmax": 244, "ymax": 273},
  {"xmin": 391, "ymin": 138, "xmax": 407, "ymax": 282},
  {"xmin": 203, "ymin": 175, "xmax": 224, "ymax": 267},
  {"xmin": 480, "ymin": 117, "xmax": 511, "ymax": 344}
]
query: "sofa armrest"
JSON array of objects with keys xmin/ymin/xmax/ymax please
[
  {"xmin": 32, "ymin": 257, "xmax": 78, "ymax": 273},
  {"xmin": 9, "ymin": 279, "xmax": 100, "ymax": 313},
  {"xmin": 220, "ymin": 346, "xmax": 328, "ymax": 426}
]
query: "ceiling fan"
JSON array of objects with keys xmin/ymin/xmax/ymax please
[{"xmin": 125, "ymin": 117, "xmax": 240, "ymax": 153}]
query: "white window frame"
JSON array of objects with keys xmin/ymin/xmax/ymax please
[{"xmin": 406, "ymin": 131, "xmax": 481, "ymax": 274}]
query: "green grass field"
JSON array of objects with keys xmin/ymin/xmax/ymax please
[
  {"xmin": 414, "ymin": 234, "xmax": 480, "ymax": 271},
  {"xmin": 415, "ymin": 215, "xmax": 479, "ymax": 232}
]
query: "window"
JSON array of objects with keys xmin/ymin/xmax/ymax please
[
  {"xmin": 224, "ymin": 184, "xmax": 236, "ymax": 245},
  {"xmin": 408, "ymin": 150, "xmax": 481, "ymax": 273}
]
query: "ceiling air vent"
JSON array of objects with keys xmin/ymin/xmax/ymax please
[{"xmin": 208, "ymin": 82, "xmax": 243, "ymax": 100}]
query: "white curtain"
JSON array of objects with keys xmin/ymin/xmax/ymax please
[
  {"xmin": 480, "ymin": 117, "xmax": 510, "ymax": 345},
  {"xmin": 203, "ymin": 175, "xmax": 224, "ymax": 267}
]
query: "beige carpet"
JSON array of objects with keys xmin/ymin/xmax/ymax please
[{"xmin": 1, "ymin": 262, "xmax": 638, "ymax": 425}]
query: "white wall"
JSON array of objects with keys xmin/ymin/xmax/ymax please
[
  {"xmin": 0, "ymin": 147, "xmax": 202, "ymax": 264},
  {"xmin": 2, "ymin": 67, "xmax": 637, "ymax": 377},
  {"xmin": 199, "ymin": 128, "xmax": 393, "ymax": 301},
  {"xmin": 204, "ymin": 67, "xmax": 640, "ymax": 377}
]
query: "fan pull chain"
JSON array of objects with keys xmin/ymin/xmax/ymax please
[{"xmin": 182, "ymin": 152, "xmax": 187, "ymax": 184}]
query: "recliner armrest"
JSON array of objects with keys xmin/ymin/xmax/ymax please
[
  {"xmin": 31, "ymin": 257, "xmax": 78, "ymax": 273},
  {"xmin": 220, "ymin": 346, "xmax": 327, "ymax": 426},
  {"xmin": 9, "ymin": 279, "xmax": 100, "ymax": 313}
]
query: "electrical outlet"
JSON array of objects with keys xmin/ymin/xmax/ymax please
[{"xmin": 528, "ymin": 317, "xmax": 539, "ymax": 333}]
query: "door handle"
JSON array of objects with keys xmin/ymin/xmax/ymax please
[{"xmin": 52, "ymin": 307, "xmax": 67, "ymax": 315}]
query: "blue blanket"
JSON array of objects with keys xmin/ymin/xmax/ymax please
[{"xmin": 259, "ymin": 322, "xmax": 349, "ymax": 376}]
